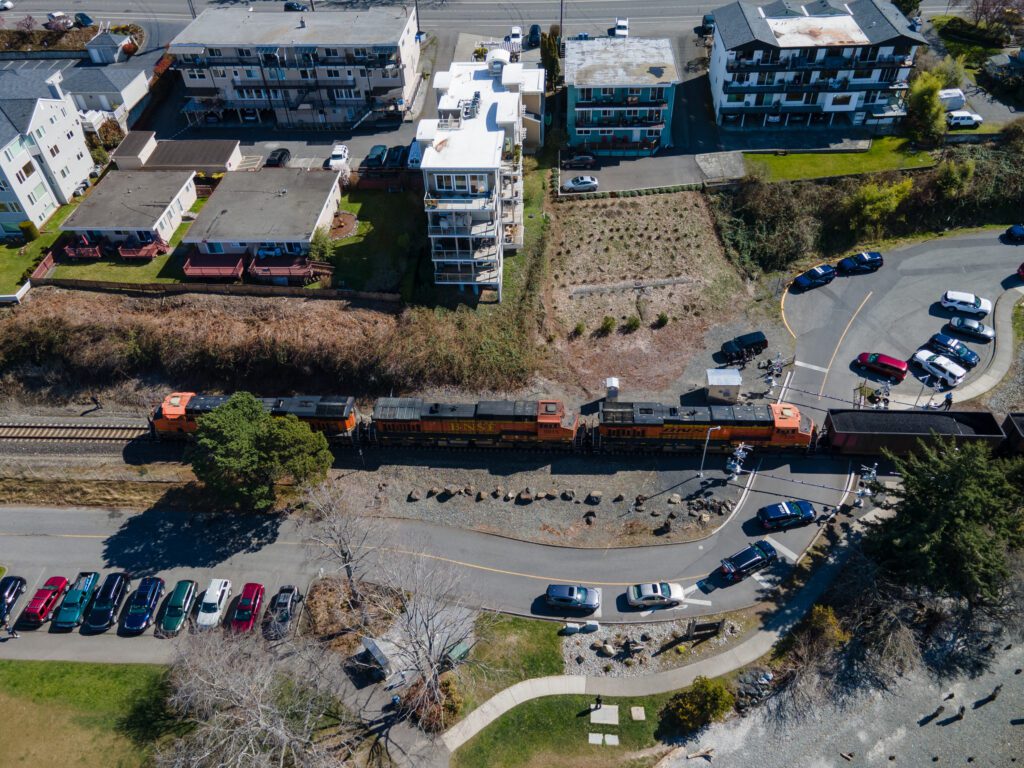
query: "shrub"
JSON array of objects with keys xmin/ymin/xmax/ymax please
[
  {"xmin": 598, "ymin": 316, "xmax": 616, "ymax": 336},
  {"xmin": 98, "ymin": 118, "xmax": 124, "ymax": 150},
  {"xmin": 930, "ymin": 54, "xmax": 966, "ymax": 89},
  {"xmin": 90, "ymin": 145, "xmax": 109, "ymax": 166},
  {"xmin": 18, "ymin": 220, "xmax": 39, "ymax": 242},
  {"xmin": 408, "ymin": 675, "xmax": 464, "ymax": 733},
  {"xmin": 805, "ymin": 604, "xmax": 851, "ymax": 647},
  {"xmin": 653, "ymin": 312, "xmax": 669, "ymax": 328},
  {"xmin": 935, "ymin": 159, "xmax": 975, "ymax": 199},
  {"xmin": 624, "ymin": 315, "xmax": 641, "ymax": 332},
  {"xmin": 905, "ymin": 72, "xmax": 946, "ymax": 148},
  {"xmin": 845, "ymin": 178, "xmax": 914, "ymax": 238},
  {"xmin": 309, "ymin": 226, "xmax": 333, "ymax": 262},
  {"xmin": 571, "ymin": 321, "xmax": 586, "ymax": 338},
  {"xmin": 663, "ymin": 676, "xmax": 735, "ymax": 732}
]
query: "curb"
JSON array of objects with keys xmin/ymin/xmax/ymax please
[{"xmin": 954, "ymin": 284, "xmax": 1024, "ymax": 404}]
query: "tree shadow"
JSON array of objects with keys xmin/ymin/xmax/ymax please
[
  {"xmin": 117, "ymin": 670, "xmax": 189, "ymax": 744},
  {"xmin": 102, "ymin": 488, "xmax": 286, "ymax": 574}
]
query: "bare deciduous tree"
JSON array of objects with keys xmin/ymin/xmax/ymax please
[
  {"xmin": 16, "ymin": 15, "xmax": 36, "ymax": 32},
  {"xmin": 157, "ymin": 631, "xmax": 365, "ymax": 768},
  {"xmin": 953, "ymin": 0, "xmax": 1024, "ymax": 27}
]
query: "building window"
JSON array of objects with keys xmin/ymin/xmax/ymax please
[
  {"xmin": 76, "ymin": 151, "xmax": 84, "ymax": 160},
  {"xmin": 49, "ymin": 145, "xmax": 60, "ymax": 158},
  {"xmin": 354, "ymin": 48, "xmax": 368, "ymax": 59},
  {"xmin": 212, "ymin": 67, "xmax": 226, "ymax": 77},
  {"xmin": 578, "ymin": 87, "xmax": 592, "ymax": 101},
  {"xmin": 66, "ymin": 130, "xmax": 74, "ymax": 140},
  {"xmin": 185, "ymin": 69, "xmax": 207, "ymax": 80},
  {"xmin": 726, "ymin": 93, "xmax": 744, "ymax": 103},
  {"xmin": 832, "ymin": 94, "xmax": 853, "ymax": 106},
  {"xmin": 208, "ymin": 47, "xmax": 222, "ymax": 57},
  {"xmin": 326, "ymin": 68, "xmax": 340, "ymax": 78},
  {"xmin": 435, "ymin": 175, "xmax": 454, "ymax": 191},
  {"xmin": 598, "ymin": 129, "xmax": 613, "ymax": 136},
  {"xmin": 60, "ymin": 167, "xmax": 68, "ymax": 178},
  {"xmin": 577, "ymin": 129, "xmax": 591, "ymax": 135},
  {"xmin": 35, "ymin": 127, "xmax": 44, "ymax": 139},
  {"xmin": 853, "ymin": 69, "xmax": 873, "ymax": 79},
  {"xmin": 325, "ymin": 48, "xmax": 339, "ymax": 57},
  {"xmin": 627, "ymin": 87, "xmax": 641, "ymax": 97},
  {"xmin": 61, "ymin": 107, "xmax": 67, "ymax": 117},
  {"xmin": 299, "ymin": 69, "xmax": 313, "ymax": 80},
  {"xmin": 650, "ymin": 87, "xmax": 665, "ymax": 100},
  {"xmin": 244, "ymin": 68, "xmax": 256, "ymax": 79},
  {"xmin": 207, "ymin": 242, "xmax": 224, "ymax": 254},
  {"xmin": 237, "ymin": 48, "xmax": 252, "ymax": 57},
  {"xmin": 453, "ymin": 175, "xmax": 468, "ymax": 192},
  {"xmin": 332, "ymin": 88, "xmax": 355, "ymax": 99},
  {"xmin": 469, "ymin": 174, "xmax": 488, "ymax": 194},
  {"xmin": 15, "ymin": 161, "xmax": 35, "ymax": 184},
  {"xmin": 600, "ymin": 87, "xmax": 615, "ymax": 97},
  {"xmin": 625, "ymin": 109, "xmax": 639, "ymax": 118},
  {"xmin": 0, "ymin": 179, "xmax": 7, "ymax": 191},
  {"xmin": 646, "ymin": 129, "xmax": 660, "ymax": 137}
]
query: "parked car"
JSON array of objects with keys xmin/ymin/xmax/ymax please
[
  {"xmin": 913, "ymin": 350, "xmax": 967, "ymax": 387},
  {"xmin": 1005, "ymin": 224, "xmax": 1024, "ymax": 244},
  {"xmin": 73, "ymin": 11, "xmax": 93, "ymax": 27},
  {"xmin": 947, "ymin": 316, "xmax": 995, "ymax": 343},
  {"xmin": 940, "ymin": 290, "xmax": 991, "ymax": 316},
  {"xmin": 326, "ymin": 143, "xmax": 350, "ymax": 171},
  {"xmin": 855, "ymin": 352, "xmax": 909, "ymax": 383},
  {"xmin": 159, "ymin": 579, "xmax": 198, "ymax": 637},
  {"xmin": 626, "ymin": 582, "xmax": 684, "ymax": 608},
  {"xmin": 407, "ymin": 140, "xmax": 422, "ymax": 169},
  {"xmin": 508, "ymin": 26, "xmax": 523, "ymax": 46},
  {"xmin": 720, "ymin": 541, "xmax": 778, "ymax": 582},
  {"xmin": 929, "ymin": 333, "xmax": 980, "ymax": 368},
  {"xmin": 947, "ymin": 110, "xmax": 984, "ymax": 128},
  {"xmin": 123, "ymin": 577, "xmax": 165, "ymax": 633},
  {"xmin": 230, "ymin": 582, "xmax": 265, "ymax": 633},
  {"xmin": 20, "ymin": 576, "xmax": 68, "ymax": 627},
  {"xmin": 544, "ymin": 584, "xmax": 602, "ymax": 612},
  {"xmin": 836, "ymin": 251, "xmax": 884, "ymax": 274},
  {"xmin": 53, "ymin": 571, "xmax": 101, "ymax": 630},
  {"xmin": 361, "ymin": 144, "xmax": 388, "ymax": 169},
  {"xmin": 561, "ymin": 153, "xmax": 596, "ymax": 170},
  {"xmin": 0, "ymin": 2, "xmax": 15, "ymax": 11},
  {"xmin": 45, "ymin": 11, "xmax": 73, "ymax": 30},
  {"xmin": 384, "ymin": 145, "xmax": 406, "ymax": 169},
  {"xmin": 284, "ymin": 1, "xmax": 309, "ymax": 11},
  {"xmin": 792, "ymin": 264, "xmax": 836, "ymax": 290},
  {"xmin": 721, "ymin": 330, "xmax": 768, "ymax": 364},
  {"xmin": 527, "ymin": 24, "xmax": 542, "ymax": 48},
  {"xmin": 613, "ymin": 17, "xmax": 629, "ymax": 36},
  {"xmin": 264, "ymin": 585, "xmax": 302, "ymax": 639},
  {"xmin": 757, "ymin": 500, "xmax": 815, "ymax": 531},
  {"xmin": 196, "ymin": 578, "xmax": 232, "ymax": 630},
  {"xmin": 561, "ymin": 175, "xmax": 599, "ymax": 193},
  {"xmin": 83, "ymin": 572, "xmax": 131, "ymax": 632},
  {"xmin": 0, "ymin": 575, "xmax": 27, "ymax": 625},
  {"xmin": 698, "ymin": 12, "xmax": 716, "ymax": 35},
  {"xmin": 264, "ymin": 148, "xmax": 291, "ymax": 168}
]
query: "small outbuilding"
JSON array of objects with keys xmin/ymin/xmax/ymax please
[{"xmin": 706, "ymin": 368, "xmax": 742, "ymax": 404}]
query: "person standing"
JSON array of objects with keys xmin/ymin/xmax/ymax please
[{"xmin": 943, "ymin": 392, "xmax": 954, "ymax": 411}]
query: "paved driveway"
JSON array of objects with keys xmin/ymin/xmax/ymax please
[{"xmin": 782, "ymin": 231, "xmax": 1022, "ymax": 412}]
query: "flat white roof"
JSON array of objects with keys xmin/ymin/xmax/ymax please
[
  {"xmin": 766, "ymin": 15, "xmax": 869, "ymax": 47},
  {"xmin": 564, "ymin": 37, "xmax": 680, "ymax": 88}
]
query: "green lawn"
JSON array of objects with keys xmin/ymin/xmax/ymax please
[
  {"xmin": 458, "ymin": 615, "xmax": 563, "ymax": 717},
  {"xmin": 0, "ymin": 202, "xmax": 77, "ymax": 293},
  {"xmin": 330, "ymin": 190, "xmax": 426, "ymax": 292},
  {"xmin": 451, "ymin": 692, "xmax": 677, "ymax": 768},
  {"xmin": 746, "ymin": 137, "xmax": 936, "ymax": 181},
  {"xmin": 931, "ymin": 15, "xmax": 1003, "ymax": 68},
  {"xmin": 51, "ymin": 221, "xmax": 191, "ymax": 283},
  {"xmin": 0, "ymin": 660, "xmax": 172, "ymax": 768}
]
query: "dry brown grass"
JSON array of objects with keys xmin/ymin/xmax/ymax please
[
  {"xmin": 0, "ymin": 478, "xmax": 187, "ymax": 509},
  {"xmin": 303, "ymin": 576, "xmax": 395, "ymax": 655}
]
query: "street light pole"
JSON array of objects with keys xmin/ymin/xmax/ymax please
[{"xmin": 698, "ymin": 426, "xmax": 722, "ymax": 478}]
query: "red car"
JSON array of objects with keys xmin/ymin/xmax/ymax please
[
  {"xmin": 21, "ymin": 576, "xmax": 69, "ymax": 626},
  {"xmin": 855, "ymin": 352, "xmax": 909, "ymax": 383},
  {"xmin": 1017, "ymin": 262, "xmax": 1024, "ymax": 279},
  {"xmin": 230, "ymin": 582, "xmax": 264, "ymax": 632}
]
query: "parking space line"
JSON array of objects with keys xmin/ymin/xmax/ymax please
[
  {"xmin": 751, "ymin": 572, "xmax": 770, "ymax": 586},
  {"xmin": 819, "ymin": 291, "xmax": 873, "ymax": 398},
  {"xmin": 794, "ymin": 360, "xmax": 828, "ymax": 373},
  {"xmin": 762, "ymin": 536, "xmax": 800, "ymax": 564}
]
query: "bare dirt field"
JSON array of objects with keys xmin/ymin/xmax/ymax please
[{"xmin": 542, "ymin": 193, "xmax": 747, "ymax": 396}]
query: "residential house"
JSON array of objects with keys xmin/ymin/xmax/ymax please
[
  {"xmin": 564, "ymin": 37, "xmax": 680, "ymax": 156},
  {"xmin": 61, "ymin": 66, "xmax": 150, "ymax": 133},
  {"xmin": 111, "ymin": 131, "xmax": 243, "ymax": 174},
  {"xmin": 182, "ymin": 168, "xmax": 340, "ymax": 282},
  {"xmin": 86, "ymin": 28, "xmax": 138, "ymax": 65},
  {"xmin": 0, "ymin": 69, "xmax": 93, "ymax": 236},
  {"xmin": 708, "ymin": 0, "xmax": 925, "ymax": 129},
  {"xmin": 984, "ymin": 48, "xmax": 1024, "ymax": 80},
  {"xmin": 416, "ymin": 50, "xmax": 544, "ymax": 301},
  {"xmin": 60, "ymin": 170, "xmax": 197, "ymax": 259},
  {"xmin": 167, "ymin": 7, "xmax": 420, "ymax": 128}
]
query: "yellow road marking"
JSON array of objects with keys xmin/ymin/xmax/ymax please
[
  {"xmin": 780, "ymin": 284, "xmax": 797, "ymax": 339},
  {"xmin": 819, "ymin": 291, "xmax": 873, "ymax": 398}
]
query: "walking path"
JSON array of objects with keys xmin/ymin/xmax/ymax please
[
  {"xmin": 953, "ymin": 284, "xmax": 1024, "ymax": 404},
  {"xmin": 441, "ymin": 507, "xmax": 884, "ymax": 753}
]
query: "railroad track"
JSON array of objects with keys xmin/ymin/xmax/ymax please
[{"xmin": 0, "ymin": 424, "xmax": 152, "ymax": 442}]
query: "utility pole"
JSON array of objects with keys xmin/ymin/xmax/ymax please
[
  {"xmin": 559, "ymin": 0, "xmax": 564, "ymax": 34},
  {"xmin": 186, "ymin": 0, "xmax": 197, "ymax": 20},
  {"xmin": 414, "ymin": 0, "xmax": 423, "ymax": 39}
]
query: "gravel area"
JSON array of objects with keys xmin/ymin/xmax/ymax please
[
  {"xmin": 562, "ymin": 613, "xmax": 751, "ymax": 678},
  {"xmin": 982, "ymin": 347, "xmax": 1024, "ymax": 414},
  {"xmin": 665, "ymin": 645, "xmax": 1024, "ymax": 768}
]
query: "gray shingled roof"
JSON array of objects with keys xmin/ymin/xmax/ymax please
[
  {"xmin": 87, "ymin": 30, "xmax": 131, "ymax": 48},
  {"xmin": 712, "ymin": 0, "xmax": 925, "ymax": 49},
  {"xmin": 0, "ymin": 70, "xmax": 61, "ymax": 146},
  {"xmin": 62, "ymin": 171, "xmax": 195, "ymax": 230},
  {"xmin": 61, "ymin": 66, "xmax": 143, "ymax": 95}
]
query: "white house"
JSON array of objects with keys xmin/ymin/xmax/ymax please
[
  {"xmin": 708, "ymin": 0, "xmax": 925, "ymax": 129},
  {"xmin": 0, "ymin": 69, "xmax": 93, "ymax": 236},
  {"xmin": 62, "ymin": 66, "xmax": 150, "ymax": 133}
]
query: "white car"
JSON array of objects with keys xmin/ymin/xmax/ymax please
[
  {"xmin": 196, "ymin": 578, "xmax": 232, "ymax": 630},
  {"xmin": 941, "ymin": 290, "xmax": 991, "ymax": 316},
  {"xmin": 0, "ymin": 1, "xmax": 15, "ymax": 11},
  {"xmin": 626, "ymin": 582, "xmax": 684, "ymax": 608},
  {"xmin": 327, "ymin": 143, "xmax": 350, "ymax": 171},
  {"xmin": 509, "ymin": 26, "xmax": 522, "ymax": 46},
  {"xmin": 561, "ymin": 175, "xmax": 599, "ymax": 193},
  {"xmin": 913, "ymin": 350, "xmax": 966, "ymax": 387},
  {"xmin": 947, "ymin": 110, "xmax": 984, "ymax": 128},
  {"xmin": 614, "ymin": 17, "xmax": 629, "ymax": 37}
]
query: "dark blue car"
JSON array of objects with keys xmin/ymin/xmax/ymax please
[
  {"xmin": 836, "ymin": 251, "xmax": 884, "ymax": 274},
  {"xmin": 929, "ymin": 333, "xmax": 980, "ymax": 368},
  {"xmin": 757, "ymin": 500, "xmax": 815, "ymax": 530},
  {"xmin": 122, "ymin": 577, "xmax": 165, "ymax": 633},
  {"xmin": 720, "ymin": 540, "xmax": 778, "ymax": 582},
  {"xmin": 1005, "ymin": 224, "xmax": 1024, "ymax": 243},
  {"xmin": 793, "ymin": 264, "xmax": 836, "ymax": 290}
]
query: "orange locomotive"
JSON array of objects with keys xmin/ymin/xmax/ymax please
[
  {"xmin": 150, "ymin": 392, "xmax": 359, "ymax": 439},
  {"xmin": 595, "ymin": 401, "xmax": 813, "ymax": 451},
  {"xmin": 371, "ymin": 397, "xmax": 579, "ymax": 448}
]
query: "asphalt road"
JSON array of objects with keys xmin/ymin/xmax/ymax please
[
  {"xmin": 781, "ymin": 231, "xmax": 1022, "ymax": 419},
  {"xmin": 0, "ymin": 455, "xmax": 855, "ymax": 661}
]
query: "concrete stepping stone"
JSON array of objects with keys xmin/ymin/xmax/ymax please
[
  {"xmin": 604, "ymin": 734, "xmax": 620, "ymax": 746},
  {"xmin": 588, "ymin": 733, "xmax": 603, "ymax": 745},
  {"xmin": 631, "ymin": 706, "xmax": 646, "ymax": 721},
  {"xmin": 590, "ymin": 704, "xmax": 619, "ymax": 725}
]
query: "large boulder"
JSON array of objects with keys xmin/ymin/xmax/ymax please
[{"xmin": 586, "ymin": 491, "xmax": 603, "ymax": 505}]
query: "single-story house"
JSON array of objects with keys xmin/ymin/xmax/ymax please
[
  {"xmin": 984, "ymin": 48, "xmax": 1024, "ymax": 79},
  {"xmin": 111, "ymin": 131, "xmax": 242, "ymax": 174},
  {"xmin": 60, "ymin": 170, "xmax": 197, "ymax": 258},
  {"xmin": 86, "ymin": 29, "xmax": 137, "ymax": 65},
  {"xmin": 182, "ymin": 168, "xmax": 340, "ymax": 279}
]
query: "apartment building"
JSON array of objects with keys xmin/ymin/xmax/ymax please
[
  {"xmin": 564, "ymin": 37, "xmax": 680, "ymax": 156},
  {"xmin": 0, "ymin": 70, "xmax": 93, "ymax": 236},
  {"xmin": 168, "ymin": 7, "xmax": 420, "ymax": 128},
  {"xmin": 709, "ymin": 0, "xmax": 925, "ymax": 128},
  {"xmin": 416, "ymin": 51, "xmax": 544, "ymax": 301}
]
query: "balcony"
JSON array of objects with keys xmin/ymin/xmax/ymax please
[
  {"xmin": 726, "ymin": 53, "xmax": 915, "ymax": 72},
  {"xmin": 724, "ymin": 78, "xmax": 908, "ymax": 94},
  {"xmin": 431, "ymin": 244, "xmax": 500, "ymax": 262},
  {"xmin": 575, "ymin": 116, "xmax": 665, "ymax": 129},
  {"xmin": 428, "ymin": 219, "xmax": 497, "ymax": 237},
  {"xmin": 434, "ymin": 266, "xmax": 501, "ymax": 284},
  {"xmin": 574, "ymin": 99, "xmax": 668, "ymax": 110},
  {"xmin": 424, "ymin": 193, "xmax": 496, "ymax": 211}
]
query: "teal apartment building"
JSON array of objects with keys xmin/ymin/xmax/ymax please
[{"xmin": 564, "ymin": 37, "xmax": 681, "ymax": 156}]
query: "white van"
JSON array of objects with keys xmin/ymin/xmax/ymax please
[
  {"xmin": 946, "ymin": 110, "xmax": 984, "ymax": 128},
  {"xmin": 938, "ymin": 88, "xmax": 966, "ymax": 111},
  {"xmin": 407, "ymin": 139, "xmax": 423, "ymax": 169}
]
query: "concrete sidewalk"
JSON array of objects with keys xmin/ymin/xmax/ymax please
[
  {"xmin": 954, "ymin": 284, "xmax": 1024, "ymax": 404},
  {"xmin": 441, "ymin": 509, "xmax": 882, "ymax": 753}
]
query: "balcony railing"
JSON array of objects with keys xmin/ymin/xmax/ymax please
[
  {"xmin": 428, "ymin": 220, "xmax": 497, "ymax": 237},
  {"xmin": 724, "ymin": 78, "xmax": 907, "ymax": 94},
  {"xmin": 726, "ymin": 53, "xmax": 914, "ymax": 72},
  {"xmin": 575, "ymin": 116, "xmax": 665, "ymax": 128},
  {"xmin": 574, "ymin": 99, "xmax": 668, "ymax": 110},
  {"xmin": 424, "ymin": 193, "xmax": 496, "ymax": 211},
  {"xmin": 431, "ymin": 247, "xmax": 500, "ymax": 262},
  {"xmin": 434, "ymin": 268, "xmax": 500, "ymax": 284}
]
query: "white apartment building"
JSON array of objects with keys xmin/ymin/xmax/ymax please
[
  {"xmin": 416, "ymin": 51, "xmax": 544, "ymax": 301},
  {"xmin": 168, "ymin": 7, "xmax": 420, "ymax": 128},
  {"xmin": 0, "ymin": 70, "xmax": 93, "ymax": 236},
  {"xmin": 709, "ymin": 0, "xmax": 925, "ymax": 129}
]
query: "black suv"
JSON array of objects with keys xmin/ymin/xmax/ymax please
[
  {"xmin": 562, "ymin": 153, "xmax": 596, "ymax": 170},
  {"xmin": 84, "ymin": 573, "xmax": 131, "ymax": 631},
  {"xmin": 720, "ymin": 540, "xmax": 778, "ymax": 582},
  {"xmin": 721, "ymin": 331, "xmax": 768, "ymax": 364},
  {"xmin": 0, "ymin": 575, "xmax": 27, "ymax": 625}
]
